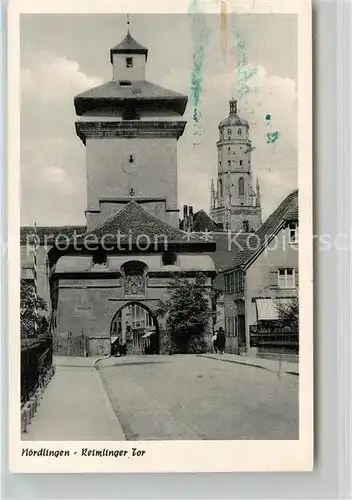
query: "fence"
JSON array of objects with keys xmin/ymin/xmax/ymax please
[
  {"xmin": 21, "ymin": 335, "xmax": 53, "ymax": 405},
  {"xmin": 53, "ymin": 331, "xmax": 90, "ymax": 357},
  {"xmin": 250, "ymin": 324, "xmax": 299, "ymax": 355}
]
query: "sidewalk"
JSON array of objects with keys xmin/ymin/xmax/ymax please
[
  {"xmin": 22, "ymin": 356, "xmax": 125, "ymax": 441},
  {"xmin": 199, "ymin": 353, "xmax": 299, "ymax": 376}
]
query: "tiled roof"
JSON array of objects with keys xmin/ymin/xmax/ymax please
[
  {"xmin": 74, "ymin": 81, "xmax": 187, "ymax": 116},
  {"xmin": 20, "ymin": 226, "xmax": 86, "ymax": 245},
  {"xmin": 224, "ymin": 189, "xmax": 299, "ymax": 271},
  {"xmin": 110, "ymin": 33, "xmax": 148, "ymax": 62},
  {"xmin": 70, "ymin": 200, "xmax": 214, "ymax": 247},
  {"xmin": 185, "ymin": 232, "xmax": 256, "ymax": 272},
  {"xmin": 192, "ymin": 210, "xmax": 222, "ymax": 232}
]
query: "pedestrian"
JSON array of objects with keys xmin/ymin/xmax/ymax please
[
  {"xmin": 212, "ymin": 331, "xmax": 219, "ymax": 354},
  {"xmin": 216, "ymin": 327, "xmax": 226, "ymax": 354}
]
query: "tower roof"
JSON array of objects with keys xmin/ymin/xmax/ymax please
[
  {"xmin": 74, "ymin": 80, "xmax": 188, "ymax": 116},
  {"xmin": 219, "ymin": 99, "xmax": 249, "ymax": 128},
  {"xmin": 110, "ymin": 32, "xmax": 148, "ymax": 63}
]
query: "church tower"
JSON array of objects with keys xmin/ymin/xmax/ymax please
[
  {"xmin": 74, "ymin": 26, "xmax": 187, "ymax": 229},
  {"xmin": 210, "ymin": 99, "xmax": 262, "ymax": 232}
]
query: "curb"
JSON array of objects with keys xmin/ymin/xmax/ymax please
[
  {"xmin": 93, "ymin": 356, "xmax": 126, "ymax": 440},
  {"xmin": 198, "ymin": 354, "xmax": 299, "ymax": 376}
]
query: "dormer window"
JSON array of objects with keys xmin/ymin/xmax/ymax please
[
  {"xmin": 126, "ymin": 57, "xmax": 133, "ymax": 68},
  {"xmin": 288, "ymin": 222, "xmax": 298, "ymax": 244}
]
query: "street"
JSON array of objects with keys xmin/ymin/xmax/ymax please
[{"xmin": 96, "ymin": 354, "xmax": 299, "ymax": 440}]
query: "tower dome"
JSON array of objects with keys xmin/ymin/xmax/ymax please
[{"xmin": 218, "ymin": 99, "xmax": 249, "ymax": 128}]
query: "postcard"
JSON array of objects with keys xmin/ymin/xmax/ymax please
[{"xmin": 8, "ymin": 0, "xmax": 313, "ymax": 473}]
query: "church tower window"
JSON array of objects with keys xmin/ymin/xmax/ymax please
[
  {"xmin": 243, "ymin": 220, "xmax": 249, "ymax": 232},
  {"xmin": 238, "ymin": 128, "xmax": 242, "ymax": 135},
  {"xmin": 228, "ymin": 160, "xmax": 231, "ymax": 167},
  {"xmin": 238, "ymin": 177, "xmax": 245, "ymax": 196},
  {"xmin": 219, "ymin": 178, "xmax": 223, "ymax": 197},
  {"xmin": 240, "ymin": 160, "xmax": 243, "ymax": 166},
  {"xmin": 125, "ymin": 57, "xmax": 133, "ymax": 68}
]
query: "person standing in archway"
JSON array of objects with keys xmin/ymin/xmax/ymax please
[
  {"xmin": 216, "ymin": 327, "xmax": 226, "ymax": 354},
  {"xmin": 212, "ymin": 331, "xmax": 219, "ymax": 354}
]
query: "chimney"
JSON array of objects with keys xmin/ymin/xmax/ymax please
[
  {"xmin": 188, "ymin": 206, "xmax": 194, "ymax": 232},
  {"xmin": 183, "ymin": 205, "xmax": 188, "ymax": 231}
]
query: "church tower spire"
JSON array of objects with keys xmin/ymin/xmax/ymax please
[{"xmin": 209, "ymin": 99, "xmax": 262, "ymax": 232}]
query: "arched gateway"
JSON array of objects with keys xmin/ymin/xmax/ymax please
[{"xmin": 110, "ymin": 302, "xmax": 160, "ymax": 355}]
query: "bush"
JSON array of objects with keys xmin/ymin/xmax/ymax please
[{"xmin": 157, "ymin": 273, "xmax": 213, "ymax": 354}]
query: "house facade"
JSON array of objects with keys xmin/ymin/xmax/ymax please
[{"xmin": 221, "ymin": 190, "xmax": 299, "ymax": 357}]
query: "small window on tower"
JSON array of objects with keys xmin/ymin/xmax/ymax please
[
  {"xmin": 243, "ymin": 221, "xmax": 249, "ymax": 232},
  {"xmin": 228, "ymin": 147, "xmax": 231, "ymax": 152},
  {"xmin": 123, "ymin": 108, "xmax": 139, "ymax": 120},
  {"xmin": 227, "ymin": 128, "xmax": 232, "ymax": 135},
  {"xmin": 162, "ymin": 251, "xmax": 177, "ymax": 266},
  {"xmin": 238, "ymin": 128, "xmax": 242, "ymax": 135},
  {"xmin": 228, "ymin": 160, "xmax": 231, "ymax": 167},
  {"xmin": 240, "ymin": 160, "xmax": 243, "ymax": 166},
  {"xmin": 92, "ymin": 248, "xmax": 107, "ymax": 266},
  {"xmin": 126, "ymin": 57, "xmax": 133, "ymax": 68}
]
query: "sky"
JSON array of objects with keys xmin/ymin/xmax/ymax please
[{"xmin": 20, "ymin": 13, "xmax": 297, "ymax": 226}]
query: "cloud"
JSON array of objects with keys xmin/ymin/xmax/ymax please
[
  {"xmin": 21, "ymin": 52, "xmax": 102, "ymax": 225},
  {"xmin": 21, "ymin": 50, "xmax": 297, "ymax": 225}
]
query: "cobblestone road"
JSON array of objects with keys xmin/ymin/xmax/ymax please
[{"xmin": 97, "ymin": 354, "xmax": 299, "ymax": 440}]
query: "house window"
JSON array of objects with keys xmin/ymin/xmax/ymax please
[
  {"xmin": 238, "ymin": 177, "xmax": 245, "ymax": 196},
  {"xmin": 225, "ymin": 273, "xmax": 234, "ymax": 294},
  {"xmin": 225, "ymin": 317, "xmax": 234, "ymax": 337},
  {"xmin": 288, "ymin": 222, "xmax": 298, "ymax": 243},
  {"xmin": 126, "ymin": 57, "xmax": 133, "ymax": 68},
  {"xmin": 162, "ymin": 251, "xmax": 177, "ymax": 266},
  {"xmin": 278, "ymin": 268, "xmax": 295, "ymax": 288},
  {"xmin": 234, "ymin": 270, "xmax": 244, "ymax": 293}
]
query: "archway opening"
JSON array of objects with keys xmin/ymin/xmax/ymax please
[{"xmin": 110, "ymin": 302, "xmax": 160, "ymax": 356}]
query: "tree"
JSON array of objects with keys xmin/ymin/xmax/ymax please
[
  {"xmin": 20, "ymin": 279, "xmax": 49, "ymax": 339},
  {"xmin": 276, "ymin": 296, "xmax": 299, "ymax": 331},
  {"xmin": 157, "ymin": 273, "xmax": 213, "ymax": 354}
]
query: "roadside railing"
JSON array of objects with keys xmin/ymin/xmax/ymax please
[
  {"xmin": 21, "ymin": 334, "xmax": 55, "ymax": 433},
  {"xmin": 249, "ymin": 324, "xmax": 299, "ymax": 355}
]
